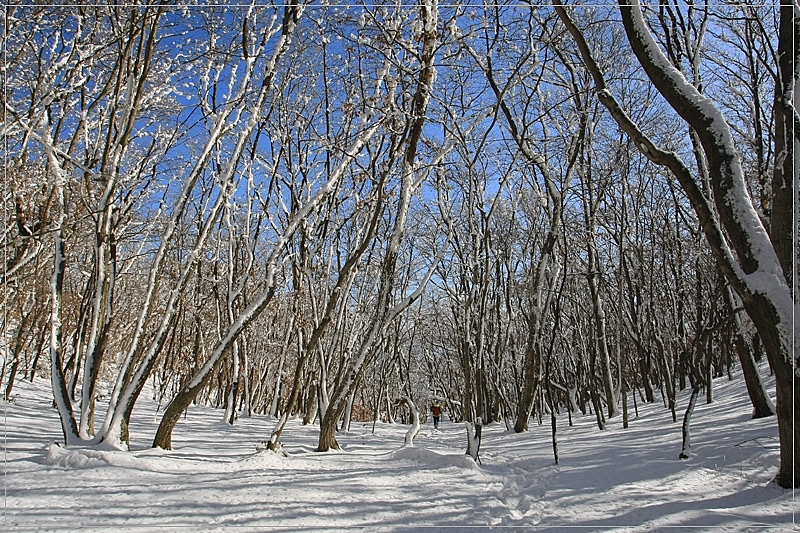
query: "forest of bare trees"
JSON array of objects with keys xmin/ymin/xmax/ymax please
[{"xmin": 1, "ymin": 1, "xmax": 796, "ymax": 487}]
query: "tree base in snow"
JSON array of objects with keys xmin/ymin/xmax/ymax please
[
  {"xmin": 256, "ymin": 440, "xmax": 290, "ymax": 457},
  {"xmin": 465, "ymin": 418, "xmax": 482, "ymax": 464}
]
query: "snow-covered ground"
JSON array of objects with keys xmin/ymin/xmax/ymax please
[{"xmin": 2, "ymin": 368, "xmax": 796, "ymax": 531}]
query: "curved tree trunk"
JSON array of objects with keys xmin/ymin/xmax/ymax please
[
  {"xmin": 618, "ymin": 0, "xmax": 797, "ymax": 488},
  {"xmin": 152, "ymin": 352, "xmax": 224, "ymax": 450},
  {"xmin": 556, "ymin": 0, "xmax": 798, "ymax": 487},
  {"xmin": 153, "ymin": 289, "xmax": 274, "ymax": 449},
  {"xmin": 317, "ymin": 0, "xmax": 441, "ymax": 452}
]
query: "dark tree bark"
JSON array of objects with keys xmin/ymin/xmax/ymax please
[
  {"xmin": 153, "ymin": 289, "xmax": 274, "ymax": 450},
  {"xmin": 618, "ymin": 1, "xmax": 797, "ymax": 488},
  {"xmin": 679, "ymin": 387, "xmax": 700, "ymax": 459},
  {"xmin": 723, "ymin": 286, "xmax": 775, "ymax": 419}
]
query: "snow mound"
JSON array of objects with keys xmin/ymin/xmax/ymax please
[
  {"xmin": 44, "ymin": 443, "xmax": 172, "ymax": 472},
  {"xmin": 45, "ymin": 443, "xmax": 112, "ymax": 469},
  {"xmin": 390, "ymin": 445, "xmax": 478, "ymax": 470},
  {"xmin": 236, "ymin": 448, "xmax": 293, "ymax": 470}
]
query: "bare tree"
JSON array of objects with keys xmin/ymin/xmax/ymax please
[
  {"xmin": 555, "ymin": 0, "xmax": 798, "ymax": 487},
  {"xmin": 317, "ymin": 0, "xmax": 445, "ymax": 451}
]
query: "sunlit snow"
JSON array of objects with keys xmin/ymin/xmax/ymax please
[{"xmin": 2, "ymin": 366, "xmax": 795, "ymax": 531}]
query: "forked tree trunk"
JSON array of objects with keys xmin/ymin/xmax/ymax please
[{"xmin": 317, "ymin": 0, "xmax": 441, "ymax": 453}]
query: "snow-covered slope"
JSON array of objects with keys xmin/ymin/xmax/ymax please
[{"xmin": 2, "ymin": 367, "xmax": 795, "ymax": 531}]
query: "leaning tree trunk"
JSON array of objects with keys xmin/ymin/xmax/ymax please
[
  {"xmin": 617, "ymin": 1, "xmax": 798, "ymax": 488},
  {"xmin": 724, "ymin": 286, "xmax": 774, "ymax": 418},
  {"xmin": 556, "ymin": 1, "xmax": 798, "ymax": 487},
  {"xmin": 153, "ymin": 289, "xmax": 274, "ymax": 449},
  {"xmin": 317, "ymin": 0, "xmax": 441, "ymax": 453}
]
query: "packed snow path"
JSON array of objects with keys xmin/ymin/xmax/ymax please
[{"xmin": 2, "ymin": 370, "xmax": 794, "ymax": 531}]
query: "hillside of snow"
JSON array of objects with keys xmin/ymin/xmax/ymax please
[{"xmin": 2, "ymin": 367, "xmax": 795, "ymax": 531}]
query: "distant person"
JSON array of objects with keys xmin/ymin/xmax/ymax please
[{"xmin": 431, "ymin": 399, "xmax": 442, "ymax": 429}]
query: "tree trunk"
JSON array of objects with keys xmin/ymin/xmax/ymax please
[
  {"xmin": 734, "ymin": 327, "xmax": 775, "ymax": 419},
  {"xmin": 588, "ymin": 269, "xmax": 618, "ymax": 419},
  {"xmin": 556, "ymin": 4, "xmax": 797, "ymax": 485},
  {"xmin": 317, "ymin": 403, "xmax": 342, "ymax": 451},
  {"xmin": 343, "ymin": 387, "xmax": 357, "ymax": 433},
  {"xmin": 655, "ymin": 335, "xmax": 677, "ymax": 423},
  {"xmin": 46, "ymin": 151, "xmax": 79, "ymax": 446},
  {"xmin": 224, "ymin": 341, "xmax": 240, "ymax": 425},
  {"xmin": 153, "ymin": 287, "xmax": 274, "ymax": 449},
  {"xmin": 622, "ymin": 378, "xmax": 629, "ymax": 430},
  {"xmin": 395, "ymin": 397, "xmax": 421, "ymax": 447},
  {"xmin": 152, "ymin": 352, "xmax": 224, "ymax": 450},
  {"xmin": 268, "ymin": 328, "xmax": 309, "ymax": 450},
  {"xmin": 4, "ymin": 356, "xmax": 20, "ymax": 401},
  {"xmin": 303, "ymin": 383, "xmax": 318, "ymax": 426},
  {"xmin": 514, "ymin": 340, "xmax": 537, "ymax": 433},
  {"xmin": 724, "ymin": 286, "xmax": 775, "ymax": 418},
  {"xmin": 679, "ymin": 387, "xmax": 700, "ymax": 459},
  {"xmin": 241, "ymin": 341, "xmax": 251, "ymax": 417},
  {"xmin": 465, "ymin": 418, "xmax": 482, "ymax": 463},
  {"xmin": 766, "ymin": 4, "xmax": 797, "ymax": 488}
]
